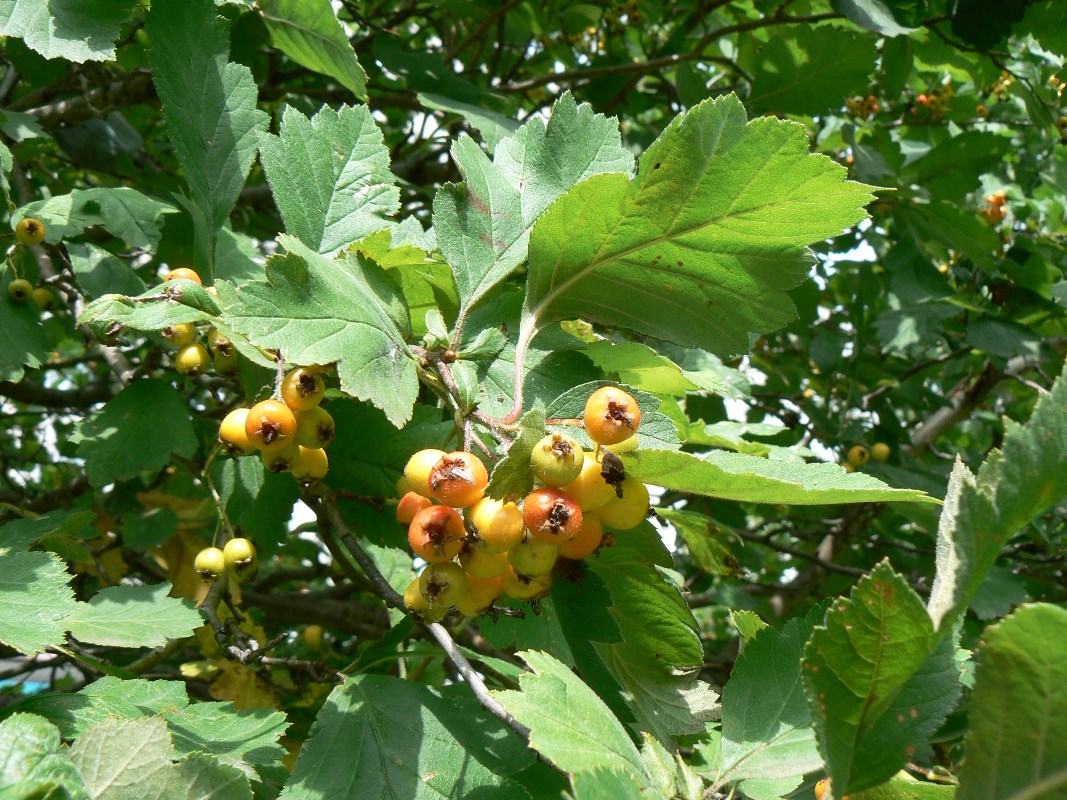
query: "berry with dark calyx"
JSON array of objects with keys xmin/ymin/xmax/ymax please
[
  {"xmin": 262, "ymin": 444, "xmax": 300, "ymax": 474},
  {"xmin": 245, "ymin": 399, "xmax": 298, "ymax": 452},
  {"xmin": 508, "ymin": 535, "xmax": 558, "ymax": 579},
  {"xmin": 459, "ymin": 539, "xmax": 510, "ymax": 578},
  {"xmin": 195, "ymin": 546, "xmax": 226, "ymax": 580},
  {"xmin": 429, "ymin": 451, "xmax": 488, "ymax": 508},
  {"xmin": 404, "ymin": 448, "xmax": 446, "ymax": 498},
  {"xmin": 7, "ymin": 279, "xmax": 33, "ymax": 303},
  {"xmin": 870, "ymin": 442, "xmax": 891, "ymax": 462},
  {"xmin": 164, "ymin": 267, "xmax": 202, "ymax": 285},
  {"xmin": 14, "ymin": 217, "xmax": 46, "ymax": 246},
  {"xmin": 560, "ymin": 454, "xmax": 617, "ymax": 511},
  {"xmin": 32, "ymin": 287, "xmax": 56, "ymax": 311},
  {"xmin": 408, "ymin": 505, "xmax": 465, "ymax": 563},
  {"xmin": 419, "ymin": 561, "xmax": 468, "ymax": 607},
  {"xmin": 213, "ymin": 351, "xmax": 239, "ymax": 378},
  {"xmin": 396, "ymin": 491, "xmax": 432, "ymax": 525},
  {"xmin": 207, "ymin": 329, "xmax": 233, "ymax": 356},
  {"xmin": 295, "ymin": 406, "xmax": 335, "ymax": 449},
  {"xmin": 558, "ymin": 513, "xmax": 605, "ymax": 559},
  {"xmin": 223, "ymin": 537, "xmax": 256, "ymax": 578},
  {"xmin": 162, "ymin": 322, "xmax": 197, "ymax": 347},
  {"xmin": 584, "ymin": 386, "xmax": 642, "ymax": 445},
  {"xmin": 596, "ymin": 479, "xmax": 650, "ymax": 530},
  {"xmin": 219, "ymin": 408, "xmax": 256, "ymax": 455},
  {"xmin": 455, "ymin": 574, "xmax": 503, "ymax": 616},
  {"xmin": 530, "ymin": 432, "xmax": 584, "ymax": 487},
  {"xmin": 523, "ymin": 487, "xmax": 583, "ymax": 544},
  {"xmin": 291, "ymin": 446, "xmax": 328, "ymax": 485},
  {"xmin": 847, "ymin": 445, "xmax": 870, "ymax": 468},
  {"xmin": 281, "ymin": 367, "xmax": 326, "ymax": 411},
  {"xmin": 174, "ymin": 343, "xmax": 211, "ymax": 377},
  {"xmin": 501, "ymin": 565, "xmax": 552, "ymax": 600},
  {"xmin": 467, "ymin": 496, "xmax": 524, "ymax": 553},
  {"xmin": 404, "ymin": 576, "xmax": 447, "ymax": 622}
]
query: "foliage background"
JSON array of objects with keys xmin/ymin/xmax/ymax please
[{"xmin": 1, "ymin": 1, "xmax": 1066, "ymax": 799}]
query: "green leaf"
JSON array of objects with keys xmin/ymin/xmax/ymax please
[
  {"xmin": 0, "ymin": 0, "xmax": 136, "ymax": 63},
  {"xmin": 479, "ymin": 597, "xmax": 575, "ymax": 668},
  {"xmin": 67, "ymin": 242, "xmax": 148, "ymax": 299},
  {"xmin": 258, "ymin": 0, "xmax": 367, "ymax": 99},
  {"xmin": 900, "ymin": 132, "xmax": 1012, "ymax": 202},
  {"xmin": 587, "ymin": 524, "xmax": 704, "ymax": 674},
  {"xmin": 258, "ymin": 105, "xmax": 398, "ymax": 255},
  {"xmin": 65, "ymin": 583, "xmax": 199, "ymax": 648},
  {"xmin": 596, "ymin": 644, "xmax": 720, "ymax": 743},
  {"xmin": 629, "ymin": 449, "xmax": 935, "ymax": 505},
  {"xmin": 147, "ymin": 0, "xmax": 269, "ymax": 272},
  {"xmin": 69, "ymin": 716, "xmax": 252, "ymax": 800},
  {"xmin": 718, "ymin": 615, "xmax": 821, "ymax": 788},
  {"xmin": 523, "ymin": 94, "xmax": 875, "ymax": 356},
  {"xmin": 165, "ymin": 703, "xmax": 289, "ymax": 779},
  {"xmin": 583, "ymin": 341, "xmax": 698, "ymax": 396},
  {"xmin": 214, "ymin": 458, "xmax": 298, "ymax": 551},
  {"xmin": 0, "ymin": 272, "xmax": 49, "ymax": 383},
  {"xmin": 0, "ymin": 551, "xmax": 77, "ymax": 656},
  {"xmin": 327, "ymin": 400, "xmax": 452, "ymax": 495},
  {"xmin": 435, "ymin": 92, "xmax": 634, "ymax": 319},
  {"xmin": 802, "ymin": 562, "xmax": 957, "ymax": 794},
  {"xmin": 746, "ymin": 26, "xmax": 879, "ymax": 115},
  {"xmin": 73, "ymin": 379, "xmax": 199, "ymax": 488},
  {"xmin": 832, "ymin": 0, "xmax": 919, "ymax": 36},
  {"xmin": 219, "ymin": 237, "xmax": 418, "ymax": 426},
  {"xmin": 957, "ymin": 603, "xmax": 1067, "ymax": 800},
  {"xmin": 851, "ymin": 775, "xmax": 958, "ymax": 800},
  {"xmin": 418, "ymin": 92, "xmax": 520, "ymax": 153},
  {"xmin": 17, "ymin": 677, "xmax": 190, "ymax": 739},
  {"xmin": 927, "ymin": 367, "xmax": 1067, "ymax": 631},
  {"xmin": 67, "ymin": 716, "xmax": 175, "ymax": 800},
  {"xmin": 16, "ymin": 189, "xmax": 177, "ymax": 250},
  {"xmin": 0, "ymin": 714, "xmax": 88, "ymax": 800},
  {"xmin": 0, "ymin": 511, "xmax": 95, "ymax": 556},
  {"xmin": 487, "ymin": 409, "xmax": 546, "ymax": 501},
  {"xmin": 658, "ymin": 509, "xmax": 740, "ymax": 577},
  {"xmin": 568, "ymin": 768, "xmax": 647, "ymax": 800},
  {"xmin": 279, "ymin": 675, "xmax": 531, "ymax": 800},
  {"xmin": 495, "ymin": 650, "xmax": 649, "ymax": 783}
]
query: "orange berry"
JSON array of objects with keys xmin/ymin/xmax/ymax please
[
  {"xmin": 164, "ymin": 267, "xmax": 202, "ymax": 285},
  {"xmin": 407, "ymin": 505, "xmax": 465, "ymax": 563},
  {"xmin": 583, "ymin": 386, "xmax": 641, "ymax": 445},
  {"xmin": 245, "ymin": 399, "xmax": 298, "ymax": 453},
  {"xmin": 429, "ymin": 451, "xmax": 488, "ymax": 508},
  {"xmin": 397, "ymin": 491, "xmax": 432, "ymax": 525}
]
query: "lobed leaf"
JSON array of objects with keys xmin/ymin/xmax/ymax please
[
  {"xmin": 218, "ymin": 237, "xmax": 418, "ymax": 426},
  {"xmin": 0, "ymin": 713, "xmax": 89, "ymax": 800},
  {"xmin": 523, "ymin": 93, "xmax": 876, "ymax": 355},
  {"xmin": 0, "ymin": 551, "xmax": 78, "ymax": 656},
  {"xmin": 258, "ymin": 105, "xmax": 398, "ymax": 255},
  {"xmin": 0, "ymin": 0, "xmax": 135, "ymax": 63}
]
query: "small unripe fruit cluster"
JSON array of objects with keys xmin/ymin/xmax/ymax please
[
  {"xmin": 194, "ymin": 537, "xmax": 257, "ymax": 581},
  {"xmin": 843, "ymin": 441, "xmax": 890, "ymax": 472},
  {"xmin": 845, "ymin": 94, "xmax": 879, "ymax": 120},
  {"xmin": 912, "ymin": 83, "xmax": 953, "ymax": 123},
  {"xmin": 157, "ymin": 268, "xmax": 242, "ymax": 379},
  {"xmin": 6, "ymin": 277, "xmax": 56, "ymax": 311},
  {"xmin": 396, "ymin": 387, "xmax": 651, "ymax": 622},
  {"xmin": 219, "ymin": 366, "xmax": 335, "ymax": 486}
]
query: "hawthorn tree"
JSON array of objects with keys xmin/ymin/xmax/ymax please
[{"xmin": 1, "ymin": 0, "xmax": 1066, "ymax": 798}]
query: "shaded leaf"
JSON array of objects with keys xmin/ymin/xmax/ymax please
[{"xmin": 0, "ymin": 551, "xmax": 77, "ymax": 656}]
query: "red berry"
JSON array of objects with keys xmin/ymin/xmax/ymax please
[{"xmin": 522, "ymin": 487, "xmax": 583, "ymax": 544}]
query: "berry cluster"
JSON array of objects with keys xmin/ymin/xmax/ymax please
[
  {"xmin": 156, "ymin": 267, "xmax": 243, "ymax": 379},
  {"xmin": 979, "ymin": 190, "xmax": 1007, "ymax": 225},
  {"xmin": 845, "ymin": 95, "xmax": 880, "ymax": 120},
  {"xmin": 194, "ymin": 537, "xmax": 257, "ymax": 581},
  {"xmin": 6, "ymin": 218, "xmax": 56, "ymax": 311},
  {"xmin": 217, "ymin": 366, "xmax": 334, "ymax": 486},
  {"xmin": 397, "ymin": 386, "xmax": 650, "ymax": 622},
  {"xmin": 843, "ymin": 442, "xmax": 890, "ymax": 472},
  {"xmin": 913, "ymin": 83, "xmax": 953, "ymax": 123}
]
